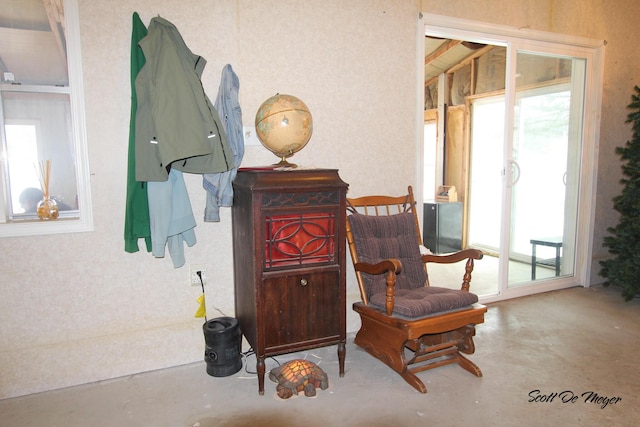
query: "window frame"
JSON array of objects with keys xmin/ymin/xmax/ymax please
[{"xmin": 0, "ymin": 0, "xmax": 92, "ymax": 237}]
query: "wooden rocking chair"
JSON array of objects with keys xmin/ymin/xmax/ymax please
[{"xmin": 346, "ymin": 186, "xmax": 487, "ymax": 393}]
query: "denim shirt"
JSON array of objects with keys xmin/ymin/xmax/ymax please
[{"xmin": 203, "ymin": 64, "xmax": 244, "ymax": 221}]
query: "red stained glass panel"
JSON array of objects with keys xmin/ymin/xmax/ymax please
[{"xmin": 265, "ymin": 212, "xmax": 336, "ymax": 269}]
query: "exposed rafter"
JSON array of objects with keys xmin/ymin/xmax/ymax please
[
  {"xmin": 424, "ymin": 39, "xmax": 462, "ymax": 66},
  {"xmin": 425, "ymin": 41, "xmax": 493, "ymax": 90},
  {"xmin": 446, "ymin": 45, "xmax": 494, "ymax": 74},
  {"xmin": 42, "ymin": 0, "xmax": 66, "ymax": 66}
]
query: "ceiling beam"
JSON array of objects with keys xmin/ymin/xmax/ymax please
[
  {"xmin": 424, "ymin": 39, "xmax": 462, "ymax": 65},
  {"xmin": 446, "ymin": 45, "xmax": 494, "ymax": 74},
  {"xmin": 425, "ymin": 45, "xmax": 496, "ymax": 89},
  {"xmin": 42, "ymin": 0, "xmax": 66, "ymax": 66}
]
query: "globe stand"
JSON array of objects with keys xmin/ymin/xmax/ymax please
[{"xmin": 273, "ymin": 156, "xmax": 297, "ymax": 168}]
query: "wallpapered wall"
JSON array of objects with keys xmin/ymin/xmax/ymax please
[
  {"xmin": 0, "ymin": 0, "xmax": 419, "ymax": 399},
  {"xmin": 0, "ymin": 0, "xmax": 636, "ymax": 398}
]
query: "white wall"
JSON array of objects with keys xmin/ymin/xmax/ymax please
[{"xmin": 0, "ymin": 0, "xmax": 636, "ymax": 399}]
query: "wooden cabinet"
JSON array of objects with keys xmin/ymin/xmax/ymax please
[{"xmin": 232, "ymin": 168, "xmax": 348, "ymax": 394}]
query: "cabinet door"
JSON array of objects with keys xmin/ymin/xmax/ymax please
[
  {"xmin": 262, "ymin": 270, "xmax": 341, "ymax": 351},
  {"xmin": 423, "ymin": 203, "xmax": 438, "ymax": 252},
  {"xmin": 438, "ymin": 202, "xmax": 463, "ymax": 253}
]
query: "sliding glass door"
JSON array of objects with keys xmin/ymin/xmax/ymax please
[
  {"xmin": 468, "ymin": 96, "xmax": 504, "ymax": 256},
  {"xmin": 424, "ymin": 15, "xmax": 603, "ymax": 302},
  {"xmin": 507, "ymin": 55, "xmax": 584, "ymax": 287},
  {"xmin": 466, "ymin": 49, "xmax": 589, "ymax": 298}
]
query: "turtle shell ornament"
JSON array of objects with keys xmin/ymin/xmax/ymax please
[{"xmin": 269, "ymin": 359, "xmax": 329, "ymax": 399}]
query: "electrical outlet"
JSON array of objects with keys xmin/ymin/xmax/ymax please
[
  {"xmin": 242, "ymin": 125, "xmax": 261, "ymax": 146},
  {"xmin": 190, "ymin": 264, "xmax": 206, "ymax": 287}
]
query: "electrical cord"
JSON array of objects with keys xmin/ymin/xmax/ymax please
[
  {"xmin": 240, "ymin": 349, "xmax": 324, "ymax": 375},
  {"xmin": 197, "ymin": 271, "xmax": 228, "ymax": 319},
  {"xmin": 241, "ymin": 348, "xmax": 281, "ymax": 375}
]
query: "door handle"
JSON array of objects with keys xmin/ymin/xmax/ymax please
[{"xmin": 509, "ymin": 160, "xmax": 521, "ymax": 186}]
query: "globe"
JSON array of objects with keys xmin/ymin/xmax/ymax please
[{"xmin": 255, "ymin": 93, "xmax": 313, "ymax": 167}]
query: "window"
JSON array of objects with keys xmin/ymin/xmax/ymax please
[
  {"xmin": 423, "ymin": 120, "xmax": 437, "ymax": 200},
  {"xmin": 0, "ymin": 0, "xmax": 92, "ymax": 237},
  {"xmin": 5, "ymin": 120, "xmax": 42, "ymax": 212}
]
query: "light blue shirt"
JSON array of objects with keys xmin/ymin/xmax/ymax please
[{"xmin": 148, "ymin": 168, "xmax": 196, "ymax": 268}]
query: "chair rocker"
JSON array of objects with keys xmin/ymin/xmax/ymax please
[{"xmin": 346, "ymin": 186, "xmax": 487, "ymax": 393}]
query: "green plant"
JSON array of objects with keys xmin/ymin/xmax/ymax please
[{"xmin": 599, "ymin": 86, "xmax": 640, "ymax": 300}]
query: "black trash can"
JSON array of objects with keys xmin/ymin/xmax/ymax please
[{"xmin": 202, "ymin": 317, "xmax": 242, "ymax": 377}]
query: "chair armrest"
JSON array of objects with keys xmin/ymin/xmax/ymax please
[
  {"xmin": 421, "ymin": 248, "xmax": 483, "ymax": 264},
  {"xmin": 422, "ymin": 248, "xmax": 484, "ymax": 292},
  {"xmin": 354, "ymin": 259, "xmax": 402, "ymax": 315},
  {"xmin": 354, "ymin": 259, "xmax": 402, "ymax": 275}
]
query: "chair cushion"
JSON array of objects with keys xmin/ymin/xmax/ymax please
[
  {"xmin": 348, "ymin": 212, "xmax": 427, "ymax": 300},
  {"xmin": 369, "ymin": 286, "xmax": 479, "ymax": 317}
]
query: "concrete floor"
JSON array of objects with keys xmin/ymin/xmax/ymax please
[{"xmin": 1, "ymin": 285, "xmax": 638, "ymax": 427}]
